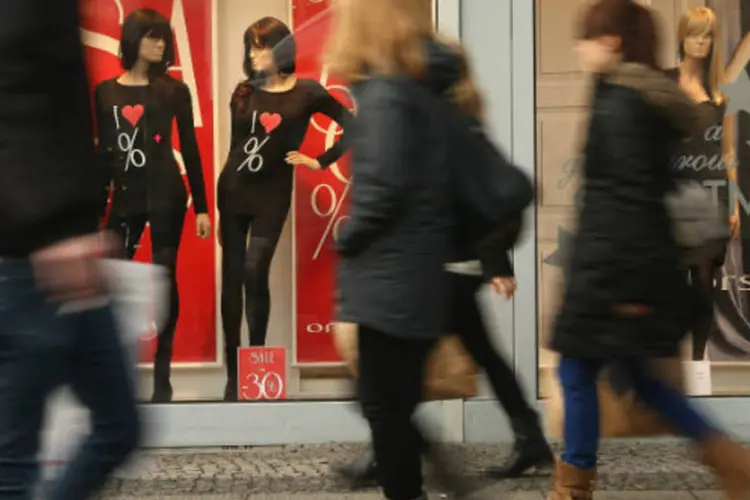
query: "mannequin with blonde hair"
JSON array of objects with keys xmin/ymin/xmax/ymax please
[{"xmin": 667, "ymin": 6, "xmax": 737, "ymax": 362}]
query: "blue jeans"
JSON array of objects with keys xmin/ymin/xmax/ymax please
[
  {"xmin": 0, "ymin": 258, "xmax": 140, "ymax": 499},
  {"xmin": 558, "ymin": 356, "xmax": 716, "ymax": 470}
]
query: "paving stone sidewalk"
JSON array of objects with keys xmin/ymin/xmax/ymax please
[{"xmin": 79, "ymin": 440, "xmax": 724, "ymax": 497}]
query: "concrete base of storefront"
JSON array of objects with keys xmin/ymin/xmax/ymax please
[{"xmin": 57, "ymin": 440, "xmax": 728, "ymax": 497}]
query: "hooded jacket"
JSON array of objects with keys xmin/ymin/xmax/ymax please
[
  {"xmin": 550, "ymin": 63, "xmax": 713, "ymax": 359},
  {"xmin": 0, "ymin": 0, "xmax": 103, "ymax": 255},
  {"xmin": 336, "ymin": 41, "xmax": 463, "ymax": 339}
]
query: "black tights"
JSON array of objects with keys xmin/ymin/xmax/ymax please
[
  {"xmin": 689, "ymin": 263, "xmax": 719, "ymax": 361},
  {"xmin": 107, "ymin": 211, "xmax": 185, "ymax": 396},
  {"xmin": 220, "ymin": 212, "xmax": 284, "ymax": 385}
]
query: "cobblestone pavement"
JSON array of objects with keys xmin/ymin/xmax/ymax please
[
  {"xmin": 81, "ymin": 441, "xmax": 724, "ymax": 497},
  {"xmin": 101, "ymin": 493, "xmax": 723, "ymax": 499}
]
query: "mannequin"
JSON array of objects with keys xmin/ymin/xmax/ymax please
[
  {"xmin": 668, "ymin": 8, "xmax": 750, "ymax": 361},
  {"xmin": 218, "ymin": 17, "xmax": 352, "ymax": 401},
  {"xmin": 95, "ymin": 9, "xmax": 211, "ymax": 402}
]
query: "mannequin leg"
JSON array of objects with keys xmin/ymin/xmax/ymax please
[
  {"xmin": 244, "ymin": 237, "xmax": 277, "ymax": 347},
  {"xmin": 689, "ymin": 264, "xmax": 716, "ymax": 361},
  {"xmin": 148, "ymin": 211, "xmax": 185, "ymax": 403},
  {"xmin": 244, "ymin": 208, "xmax": 287, "ymax": 347},
  {"xmin": 106, "ymin": 213, "xmax": 148, "ymax": 260},
  {"xmin": 220, "ymin": 213, "xmax": 252, "ymax": 401}
]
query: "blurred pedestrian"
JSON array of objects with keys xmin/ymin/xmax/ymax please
[
  {"xmin": 548, "ymin": 0, "xmax": 750, "ymax": 499},
  {"xmin": 0, "ymin": 1, "xmax": 140, "ymax": 498},
  {"xmin": 335, "ymin": 42, "xmax": 552, "ymax": 488}
]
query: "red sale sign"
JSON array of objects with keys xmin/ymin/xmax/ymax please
[
  {"xmin": 80, "ymin": 0, "xmax": 216, "ymax": 363},
  {"xmin": 238, "ymin": 347, "xmax": 287, "ymax": 400},
  {"xmin": 292, "ymin": 0, "xmax": 353, "ymax": 364}
]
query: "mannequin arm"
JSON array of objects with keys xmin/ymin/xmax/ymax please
[
  {"xmin": 93, "ymin": 84, "xmax": 114, "ymax": 219},
  {"xmin": 175, "ymin": 83, "xmax": 208, "ymax": 214},
  {"xmin": 311, "ymin": 84, "xmax": 355, "ymax": 169},
  {"xmin": 726, "ymin": 33, "xmax": 750, "ymax": 83}
]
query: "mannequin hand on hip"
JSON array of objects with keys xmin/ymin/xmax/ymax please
[
  {"xmin": 285, "ymin": 151, "xmax": 321, "ymax": 171},
  {"xmin": 196, "ymin": 213, "xmax": 211, "ymax": 239},
  {"xmin": 490, "ymin": 276, "xmax": 517, "ymax": 299}
]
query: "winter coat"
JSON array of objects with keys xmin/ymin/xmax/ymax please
[
  {"xmin": 336, "ymin": 42, "xmax": 461, "ymax": 339},
  {"xmin": 550, "ymin": 63, "xmax": 713, "ymax": 359}
]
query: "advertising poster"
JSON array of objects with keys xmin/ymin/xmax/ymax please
[
  {"xmin": 79, "ymin": 0, "xmax": 216, "ymax": 364},
  {"xmin": 292, "ymin": 0, "xmax": 354, "ymax": 365}
]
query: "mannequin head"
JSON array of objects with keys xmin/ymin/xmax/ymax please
[
  {"xmin": 677, "ymin": 7, "xmax": 725, "ymax": 103},
  {"xmin": 576, "ymin": 0, "xmax": 658, "ymax": 74},
  {"xmin": 243, "ymin": 17, "xmax": 296, "ymax": 82},
  {"xmin": 119, "ymin": 9, "xmax": 174, "ymax": 77}
]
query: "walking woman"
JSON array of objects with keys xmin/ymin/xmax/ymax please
[
  {"xmin": 336, "ymin": 42, "xmax": 553, "ymax": 487},
  {"xmin": 326, "ymin": 0, "xmax": 466, "ymax": 498},
  {"xmin": 549, "ymin": 1, "xmax": 750, "ymax": 499}
]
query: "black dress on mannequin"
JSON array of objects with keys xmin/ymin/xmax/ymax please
[
  {"xmin": 666, "ymin": 68, "xmax": 728, "ymax": 361},
  {"xmin": 218, "ymin": 79, "xmax": 352, "ymax": 400},
  {"xmin": 95, "ymin": 75, "xmax": 208, "ymax": 402}
]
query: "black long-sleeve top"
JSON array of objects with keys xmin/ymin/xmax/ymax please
[
  {"xmin": 217, "ymin": 78, "xmax": 352, "ymax": 215},
  {"xmin": 0, "ymin": 0, "xmax": 103, "ymax": 255},
  {"xmin": 95, "ymin": 75, "xmax": 208, "ymax": 216}
]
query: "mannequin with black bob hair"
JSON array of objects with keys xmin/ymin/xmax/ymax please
[
  {"xmin": 95, "ymin": 8, "xmax": 211, "ymax": 403},
  {"xmin": 217, "ymin": 16, "xmax": 352, "ymax": 400}
]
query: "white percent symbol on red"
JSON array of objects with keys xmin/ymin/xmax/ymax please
[{"xmin": 311, "ymin": 182, "xmax": 350, "ymax": 260}]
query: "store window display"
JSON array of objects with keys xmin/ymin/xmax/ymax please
[
  {"xmin": 94, "ymin": 8, "xmax": 211, "ymax": 402},
  {"xmin": 535, "ymin": 0, "xmax": 750, "ymax": 398},
  {"xmin": 217, "ymin": 17, "xmax": 352, "ymax": 401}
]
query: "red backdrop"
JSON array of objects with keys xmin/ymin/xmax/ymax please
[
  {"xmin": 80, "ymin": 0, "xmax": 216, "ymax": 363},
  {"xmin": 292, "ymin": 0, "xmax": 353, "ymax": 364}
]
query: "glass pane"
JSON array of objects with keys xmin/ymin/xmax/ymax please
[{"xmin": 534, "ymin": 0, "xmax": 750, "ymax": 398}]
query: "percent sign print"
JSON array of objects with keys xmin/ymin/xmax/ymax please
[
  {"xmin": 118, "ymin": 128, "xmax": 146, "ymax": 171},
  {"xmin": 240, "ymin": 369, "xmax": 285, "ymax": 400},
  {"xmin": 311, "ymin": 181, "xmax": 351, "ymax": 260}
]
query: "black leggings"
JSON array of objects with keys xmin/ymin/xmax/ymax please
[
  {"xmin": 689, "ymin": 263, "xmax": 719, "ymax": 361},
  {"xmin": 107, "ymin": 211, "xmax": 185, "ymax": 381},
  {"xmin": 450, "ymin": 272, "xmax": 535, "ymax": 420},
  {"xmin": 220, "ymin": 211, "xmax": 286, "ymax": 375}
]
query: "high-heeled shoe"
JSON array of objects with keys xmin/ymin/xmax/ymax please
[{"xmin": 486, "ymin": 415, "xmax": 554, "ymax": 479}]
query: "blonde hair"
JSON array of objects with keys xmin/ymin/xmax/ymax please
[
  {"xmin": 323, "ymin": 0, "xmax": 434, "ymax": 82},
  {"xmin": 442, "ymin": 41, "xmax": 485, "ymax": 121},
  {"xmin": 678, "ymin": 6, "xmax": 725, "ymax": 104}
]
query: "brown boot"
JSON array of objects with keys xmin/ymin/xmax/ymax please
[
  {"xmin": 698, "ymin": 434, "xmax": 750, "ymax": 499},
  {"xmin": 547, "ymin": 458, "xmax": 596, "ymax": 500}
]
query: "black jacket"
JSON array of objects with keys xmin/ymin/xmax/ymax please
[
  {"xmin": 0, "ymin": 0, "xmax": 103, "ymax": 255},
  {"xmin": 551, "ymin": 63, "xmax": 713, "ymax": 359},
  {"xmin": 336, "ymin": 42, "xmax": 460, "ymax": 339}
]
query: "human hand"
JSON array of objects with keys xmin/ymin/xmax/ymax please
[
  {"xmin": 196, "ymin": 213, "xmax": 211, "ymax": 239},
  {"xmin": 30, "ymin": 232, "xmax": 117, "ymax": 303},
  {"xmin": 285, "ymin": 151, "xmax": 321, "ymax": 171},
  {"xmin": 490, "ymin": 276, "xmax": 517, "ymax": 299}
]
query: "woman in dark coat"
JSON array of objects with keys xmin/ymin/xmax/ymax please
[{"xmin": 549, "ymin": 1, "xmax": 750, "ymax": 499}]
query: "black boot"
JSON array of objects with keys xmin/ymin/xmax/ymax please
[
  {"xmin": 151, "ymin": 359, "xmax": 173, "ymax": 403},
  {"xmin": 333, "ymin": 446, "xmax": 378, "ymax": 489},
  {"xmin": 485, "ymin": 414, "xmax": 554, "ymax": 479}
]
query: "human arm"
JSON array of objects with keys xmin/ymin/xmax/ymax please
[
  {"xmin": 335, "ymin": 80, "xmax": 413, "ymax": 257},
  {"xmin": 175, "ymin": 83, "xmax": 210, "ymax": 237}
]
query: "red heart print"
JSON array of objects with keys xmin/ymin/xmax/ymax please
[
  {"xmin": 260, "ymin": 112, "xmax": 282, "ymax": 134},
  {"xmin": 122, "ymin": 104, "xmax": 144, "ymax": 127}
]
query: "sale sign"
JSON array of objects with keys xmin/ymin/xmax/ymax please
[
  {"xmin": 238, "ymin": 347, "xmax": 287, "ymax": 400},
  {"xmin": 292, "ymin": 0, "xmax": 354, "ymax": 364},
  {"xmin": 79, "ymin": 0, "xmax": 216, "ymax": 363}
]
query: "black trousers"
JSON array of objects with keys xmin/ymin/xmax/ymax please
[
  {"xmin": 688, "ymin": 263, "xmax": 719, "ymax": 361},
  {"xmin": 358, "ymin": 324, "xmax": 434, "ymax": 500},
  {"xmin": 450, "ymin": 272, "xmax": 535, "ymax": 420},
  {"xmin": 220, "ymin": 210, "xmax": 287, "ymax": 383},
  {"xmin": 107, "ymin": 211, "xmax": 185, "ymax": 384}
]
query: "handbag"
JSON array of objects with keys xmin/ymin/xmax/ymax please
[
  {"xmin": 544, "ymin": 357, "xmax": 684, "ymax": 438},
  {"xmin": 333, "ymin": 322, "xmax": 478, "ymax": 401},
  {"xmin": 665, "ymin": 180, "xmax": 729, "ymax": 264}
]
